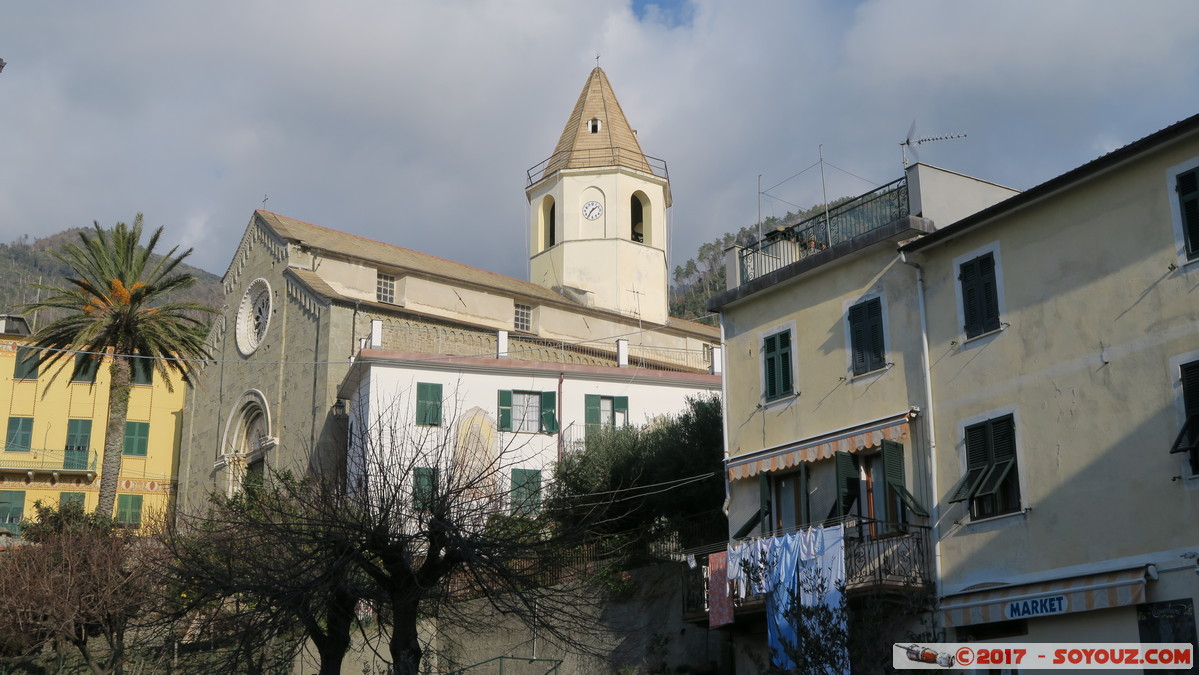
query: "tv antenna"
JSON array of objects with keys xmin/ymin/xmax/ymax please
[{"xmin": 900, "ymin": 120, "xmax": 966, "ymax": 167}]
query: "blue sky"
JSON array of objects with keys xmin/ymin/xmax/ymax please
[{"xmin": 1, "ymin": 1, "xmax": 1197, "ymax": 282}]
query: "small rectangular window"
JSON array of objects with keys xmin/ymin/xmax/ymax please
[
  {"xmin": 762, "ymin": 330, "xmax": 793, "ymax": 400},
  {"xmin": 123, "ymin": 421, "xmax": 150, "ymax": 457},
  {"xmin": 948, "ymin": 414, "xmax": 1021, "ymax": 519},
  {"xmin": 514, "ymin": 303, "xmax": 532, "ymax": 332},
  {"xmin": 72, "ymin": 354, "xmax": 100, "ymax": 383},
  {"xmin": 13, "ymin": 347, "xmax": 39, "ymax": 380},
  {"xmin": 60, "ymin": 492, "xmax": 85, "ymax": 508},
  {"xmin": 848, "ymin": 298, "xmax": 886, "ymax": 375},
  {"xmin": 498, "ymin": 390, "xmax": 558, "ymax": 433},
  {"xmin": 510, "ymin": 468, "xmax": 542, "ymax": 516},
  {"xmin": 413, "ymin": 467, "xmax": 438, "ymax": 510},
  {"xmin": 415, "ymin": 383, "xmax": 443, "ymax": 427},
  {"xmin": 5, "ymin": 417, "xmax": 32, "ymax": 452},
  {"xmin": 116, "ymin": 494, "xmax": 143, "ymax": 527},
  {"xmin": 377, "ymin": 273, "xmax": 396, "ymax": 304},
  {"xmin": 584, "ymin": 394, "xmax": 628, "ymax": 436},
  {"xmin": 960, "ymin": 253, "xmax": 1001, "ymax": 338},
  {"xmin": 0, "ymin": 490, "xmax": 24, "ymax": 534},
  {"xmin": 131, "ymin": 358, "xmax": 153, "ymax": 386}
]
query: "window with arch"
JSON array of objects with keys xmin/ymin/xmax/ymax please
[
  {"xmin": 588, "ymin": 117, "xmax": 601, "ymax": 134},
  {"xmin": 540, "ymin": 196, "xmax": 556, "ymax": 250},
  {"xmin": 630, "ymin": 191, "xmax": 649, "ymax": 244}
]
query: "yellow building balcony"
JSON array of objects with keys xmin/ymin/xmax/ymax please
[{"xmin": 0, "ymin": 448, "xmax": 99, "ymax": 481}]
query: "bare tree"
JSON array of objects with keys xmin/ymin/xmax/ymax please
[
  {"xmin": 0, "ymin": 501, "xmax": 158, "ymax": 675},
  {"xmin": 167, "ymin": 391, "xmax": 615, "ymax": 674}
]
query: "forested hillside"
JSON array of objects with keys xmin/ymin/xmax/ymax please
[
  {"xmin": 0, "ymin": 229, "xmax": 223, "ymax": 326},
  {"xmin": 669, "ymin": 198, "xmax": 854, "ymax": 325}
]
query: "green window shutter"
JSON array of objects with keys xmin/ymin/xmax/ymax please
[
  {"xmin": 584, "ymin": 394, "xmax": 601, "ymax": 436},
  {"xmin": 131, "ymin": 358, "xmax": 153, "ymax": 385},
  {"xmin": 72, "ymin": 354, "xmax": 100, "ymax": 383},
  {"xmin": 849, "ymin": 299, "xmax": 886, "ymax": 375},
  {"xmin": 1178, "ymin": 168, "xmax": 1199, "ymax": 260},
  {"xmin": 416, "ymin": 383, "xmax": 443, "ymax": 426},
  {"xmin": 833, "ymin": 450, "xmax": 859, "ymax": 519},
  {"xmin": 13, "ymin": 347, "xmax": 39, "ymax": 380},
  {"xmin": 960, "ymin": 257, "xmax": 982, "ymax": 337},
  {"xmin": 978, "ymin": 254, "xmax": 1000, "ymax": 333},
  {"xmin": 539, "ymin": 391, "xmax": 559, "ymax": 433},
  {"xmin": 0, "ymin": 491, "xmax": 25, "ymax": 533},
  {"xmin": 949, "ymin": 421, "xmax": 991, "ymax": 503},
  {"xmin": 60, "ymin": 492, "xmax": 85, "ymax": 507},
  {"xmin": 65, "ymin": 419, "xmax": 92, "ymax": 470},
  {"xmin": 498, "ymin": 390, "xmax": 513, "ymax": 431},
  {"xmin": 881, "ymin": 440, "xmax": 928, "ymax": 518},
  {"xmin": 763, "ymin": 331, "xmax": 793, "ymax": 400},
  {"xmin": 1182, "ymin": 361, "xmax": 1199, "ymax": 420},
  {"xmin": 614, "ymin": 396, "xmax": 629, "ymax": 425},
  {"xmin": 116, "ymin": 494, "xmax": 143, "ymax": 527},
  {"xmin": 510, "ymin": 468, "xmax": 542, "ymax": 515},
  {"xmin": 123, "ymin": 421, "xmax": 150, "ymax": 457},
  {"xmin": 413, "ymin": 467, "xmax": 438, "ymax": 510},
  {"xmin": 6, "ymin": 417, "xmax": 32, "ymax": 452},
  {"xmin": 759, "ymin": 472, "xmax": 772, "ymax": 534}
]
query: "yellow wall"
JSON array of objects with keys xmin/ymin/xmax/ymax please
[{"xmin": 0, "ymin": 338, "xmax": 184, "ymax": 530}]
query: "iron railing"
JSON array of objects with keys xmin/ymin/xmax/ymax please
[
  {"xmin": 448, "ymin": 655, "xmax": 562, "ymax": 674},
  {"xmin": 738, "ymin": 177, "xmax": 910, "ymax": 285},
  {"xmin": 527, "ymin": 147, "xmax": 669, "ymax": 186},
  {"xmin": 0, "ymin": 448, "xmax": 98, "ymax": 473}
]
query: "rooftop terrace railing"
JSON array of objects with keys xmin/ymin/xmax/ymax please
[
  {"xmin": 738, "ymin": 176, "xmax": 910, "ymax": 285},
  {"xmin": 0, "ymin": 447, "xmax": 99, "ymax": 474},
  {"xmin": 527, "ymin": 147, "xmax": 669, "ymax": 186}
]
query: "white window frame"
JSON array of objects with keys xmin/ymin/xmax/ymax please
[
  {"xmin": 952, "ymin": 241, "xmax": 1007, "ymax": 344},
  {"xmin": 757, "ymin": 321, "xmax": 798, "ymax": 405},
  {"xmin": 955, "ymin": 405, "xmax": 1027, "ymax": 524},
  {"xmin": 511, "ymin": 391, "xmax": 542, "ymax": 433},
  {"xmin": 377, "ymin": 272, "xmax": 396, "ymax": 304},
  {"xmin": 514, "ymin": 303, "xmax": 533, "ymax": 332},
  {"xmin": 1166, "ymin": 156, "xmax": 1199, "ymax": 269},
  {"xmin": 841, "ymin": 291, "xmax": 890, "ymax": 379}
]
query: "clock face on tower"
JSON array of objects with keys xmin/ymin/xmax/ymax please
[{"xmin": 582, "ymin": 200, "xmax": 603, "ymax": 220}]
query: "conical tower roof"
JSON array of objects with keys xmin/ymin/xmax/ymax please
[{"xmin": 543, "ymin": 67, "xmax": 653, "ymax": 177}]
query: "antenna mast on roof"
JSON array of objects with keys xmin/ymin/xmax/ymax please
[{"xmin": 900, "ymin": 120, "xmax": 967, "ymax": 167}]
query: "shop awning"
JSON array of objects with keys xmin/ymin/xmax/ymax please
[
  {"xmin": 941, "ymin": 566, "xmax": 1154, "ymax": 628},
  {"xmin": 726, "ymin": 411, "xmax": 914, "ymax": 481}
]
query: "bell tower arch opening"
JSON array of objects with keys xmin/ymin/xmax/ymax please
[
  {"xmin": 631, "ymin": 191, "xmax": 650, "ymax": 244},
  {"xmin": 540, "ymin": 195, "xmax": 556, "ymax": 250}
]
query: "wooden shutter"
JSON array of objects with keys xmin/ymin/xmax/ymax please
[
  {"xmin": 414, "ymin": 467, "xmax": 437, "ymax": 510},
  {"xmin": 511, "ymin": 468, "xmax": 542, "ymax": 515},
  {"xmin": 614, "ymin": 396, "xmax": 629, "ymax": 425},
  {"xmin": 978, "ymin": 254, "xmax": 1001, "ymax": 333},
  {"xmin": 1179, "ymin": 169, "xmax": 1199, "ymax": 260},
  {"xmin": 763, "ymin": 334, "xmax": 779, "ymax": 398},
  {"xmin": 778, "ymin": 331, "xmax": 793, "ymax": 396},
  {"xmin": 65, "ymin": 419, "xmax": 91, "ymax": 470},
  {"xmin": 948, "ymin": 422, "xmax": 991, "ymax": 503},
  {"xmin": 833, "ymin": 450, "xmax": 859, "ymax": 519},
  {"xmin": 72, "ymin": 354, "xmax": 99, "ymax": 383},
  {"xmin": 6, "ymin": 417, "xmax": 31, "ymax": 451},
  {"xmin": 117, "ymin": 494, "xmax": 143, "ymax": 527},
  {"xmin": 416, "ymin": 383, "xmax": 442, "ymax": 426},
  {"xmin": 13, "ymin": 347, "xmax": 38, "ymax": 380},
  {"xmin": 882, "ymin": 440, "xmax": 928, "ymax": 517},
  {"xmin": 849, "ymin": 303, "xmax": 868, "ymax": 375},
  {"xmin": 123, "ymin": 421, "xmax": 149, "ymax": 457},
  {"xmin": 584, "ymin": 394, "xmax": 601, "ymax": 437},
  {"xmin": 1182, "ymin": 361, "xmax": 1199, "ymax": 420},
  {"xmin": 0, "ymin": 491, "xmax": 24, "ymax": 533},
  {"xmin": 960, "ymin": 257, "xmax": 981, "ymax": 336},
  {"xmin": 539, "ymin": 391, "xmax": 559, "ymax": 433},
  {"xmin": 497, "ymin": 390, "xmax": 513, "ymax": 431}
]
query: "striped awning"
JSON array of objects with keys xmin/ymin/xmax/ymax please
[
  {"xmin": 941, "ymin": 566, "xmax": 1154, "ymax": 628},
  {"xmin": 726, "ymin": 411, "xmax": 914, "ymax": 481}
]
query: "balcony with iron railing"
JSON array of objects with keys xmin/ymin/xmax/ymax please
[
  {"xmin": 0, "ymin": 447, "xmax": 99, "ymax": 480},
  {"xmin": 680, "ymin": 517, "xmax": 933, "ymax": 619},
  {"xmin": 729, "ymin": 177, "xmax": 923, "ymax": 289}
]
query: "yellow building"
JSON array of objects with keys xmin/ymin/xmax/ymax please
[{"xmin": 0, "ymin": 315, "xmax": 183, "ymax": 533}]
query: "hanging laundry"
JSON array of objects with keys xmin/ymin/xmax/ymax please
[{"xmin": 708, "ymin": 551, "xmax": 734, "ymax": 628}]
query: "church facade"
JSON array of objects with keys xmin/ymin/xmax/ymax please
[{"xmin": 178, "ymin": 68, "xmax": 720, "ymax": 514}]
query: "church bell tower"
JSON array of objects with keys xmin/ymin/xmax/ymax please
[{"xmin": 526, "ymin": 67, "xmax": 672, "ymax": 325}]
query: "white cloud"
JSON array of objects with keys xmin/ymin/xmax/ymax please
[{"xmin": 0, "ymin": 0, "xmax": 1197, "ymax": 284}]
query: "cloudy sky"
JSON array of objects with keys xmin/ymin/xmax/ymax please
[{"xmin": 2, "ymin": 1, "xmax": 1198, "ymax": 282}]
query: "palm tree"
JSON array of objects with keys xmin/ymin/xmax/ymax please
[{"xmin": 24, "ymin": 215, "xmax": 215, "ymax": 517}]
